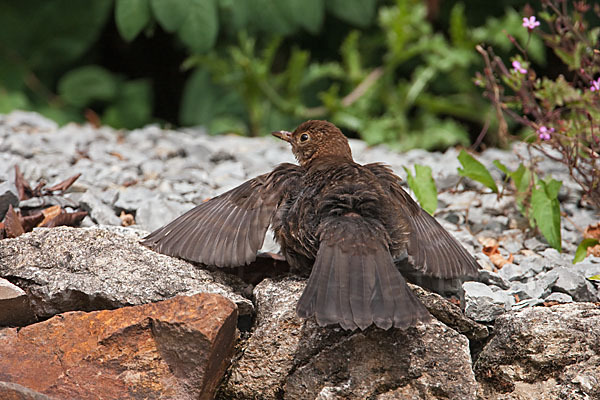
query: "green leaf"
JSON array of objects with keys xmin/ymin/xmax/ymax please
[
  {"xmin": 275, "ymin": 0, "xmax": 323, "ymax": 34},
  {"xmin": 58, "ymin": 66, "xmax": 118, "ymax": 107},
  {"xmin": 179, "ymin": 68, "xmax": 245, "ymax": 128},
  {"xmin": 102, "ymin": 79, "xmax": 152, "ymax": 129},
  {"xmin": 573, "ymin": 238, "xmax": 599, "ymax": 264},
  {"xmin": 0, "ymin": 1, "xmax": 113, "ymax": 72},
  {"xmin": 457, "ymin": 149, "xmax": 498, "ymax": 193},
  {"xmin": 588, "ymin": 274, "xmax": 600, "ymax": 281},
  {"xmin": 0, "ymin": 90, "xmax": 29, "ymax": 113},
  {"xmin": 326, "ymin": 0, "xmax": 376, "ymax": 27},
  {"xmin": 492, "ymin": 160, "xmax": 509, "ymax": 176},
  {"xmin": 150, "ymin": 0, "xmax": 189, "ymax": 32},
  {"xmin": 115, "ymin": 0, "xmax": 151, "ymax": 42},
  {"xmin": 403, "ymin": 164, "xmax": 438, "ymax": 215},
  {"xmin": 531, "ymin": 179, "xmax": 562, "ymax": 251},
  {"xmin": 178, "ymin": 0, "xmax": 218, "ymax": 53}
]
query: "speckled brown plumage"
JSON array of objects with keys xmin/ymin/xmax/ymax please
[{"xmin": 142, "ymin": 120, "xmax": 480, "ymax": 331}]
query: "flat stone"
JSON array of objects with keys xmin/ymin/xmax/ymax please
[
  {"xmin": 0, "ymin": 293, "xmax": 237, "ymax": 400},
  {"xmin": 0, "ymin": 278, "xmax": 36, "ymax": 326},
  {"xmin": 544, "ymin": 292, "xmax": 573, "ymax": 303},
  {"xmin": 113, "ymin": 186, "xmax": 155, "ymax": 211},
  {"xmin": 78, "ymin": 189, "xmax": 122, "ymax": 226},
  {"xmin": 135, "ymin": 197, "xmax": 195, "ymax": 232},
  {"xmin": 478, "ymin": 269, "xmax": 510, "ymax": 289},
  {"xmin": 509, "ymin": 280, "xmax": 550, "ymax": 301},
  {"xmin": 463, "ymin": 281, "xmax": 514, "ymax": 322},
  {"xmin": 0, "ymin": 226, "xmax": 253, "ymax": 322},
  {"xmin": 475, "ymin": 303, "xmax": 600, "ymax": 400}
]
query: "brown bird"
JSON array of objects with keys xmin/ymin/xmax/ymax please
[{"xmin": 142, "ymin": 120, "xmax": 479, "ymax": 330}]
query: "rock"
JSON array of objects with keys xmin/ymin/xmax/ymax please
[
  {"xmin": 220, "ymin": 278, "xmax": 478, "ymax": 400},
  {"xmin": 113, "ymin": 186, "xmax": 155, "ymax": 211},
  {"xmin": 135, "ymin": 197, "xmax": 195, "ymax": 232},
  {"xmin": 544, "ymin": 292, "xmax": 573, "ymax": 303},
  {"xmin": 524, "ymin": 237, "xmax": 547, "ymax": 251},
  {"xmin": 0, "ymin": 181, "xmax": 19, "ymax": 220},
  {"xmin": 0, "ymin": 278, "xmax": 36, "ymax": 326},
  {"xmin": 478, "ymin": 269, "xmax": 510, "ymax": 290},
  {"xmin": 475, "ymin": 303, "xmax": 600, "ymax": 400},
  {"xmin": 0, "ymin": 381, "xmax": 53, "ymax": 400},
  {"xmin": 497, "ymin": 263, "xmax": 536, "ymax": 282},
  {"xmin": 79, "ymin": 189, "xmax": 122, "ymax": 226},
  {"xmin": 463, "ymin": 281, "xmax": 514, "ymax": 322},
  {"xmin": 410, "ymin": 284, "xmax": 489, "ymax": 341},
  {"xmin": 543, "ymin": 267, "xmax": 599, "ymax": 302},
  {"xmin": 0, "ymin": 226, "xmax": 253, "ymax": 322},
  {"xmin": 0, "ymin": 293, "xmax": 237, "ymax": 400},
  {"xmin": 509, "ymin": 280, "xmax": 550, "ymax": 301}
]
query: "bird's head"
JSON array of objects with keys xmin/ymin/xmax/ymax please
[{"xmin": 272, "ymin": 120, "xmax": 353, "ymax": 167}]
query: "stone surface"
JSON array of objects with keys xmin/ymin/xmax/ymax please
[
  {"xmin": 0, "ymin": 293, "xmax": 237, "ymax": 400},
  {"xmin": 475, "ymin": 303, "xmax": 600, "ymax": 400},
  {"xmin": 220, "ymin": 278, "xmax": 478, "ymax": 400},
  {"xmin": 463, "ymin": 282, "xmax": 514, "ymax": 322},
  {"xmin": 0, "ymin": 226, "xmax": 253, "ymax": 321},
  {"xmin": 0, "ymin": 278, "xmax": 36, "ymax": 326}
]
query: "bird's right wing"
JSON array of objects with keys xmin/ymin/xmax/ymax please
[
  {"xmin": 142, "ymin": 163, "xmax": 303, "ymax": 267},
  {"xmin": 296, "ymin": 215, "xmax": 431, "ymax": 331}
]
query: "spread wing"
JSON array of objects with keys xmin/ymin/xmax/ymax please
[
  {"xmin": 366, "ymin": 163, "xmax": 480, "ymax": 279},
  {"xmin": 142, "ymin": 163, "xmax": 303, "ymax": 267},
  {"xmin": 297, "ymin": 216, "xmax": 431, "ymax": 330}
]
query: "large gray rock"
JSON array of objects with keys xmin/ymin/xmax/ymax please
[
  {"xmin": 0, "ymin": 226, "xmax": 253, "ymax": 321},
  {"xmin": 219, "ymin": 278, "xmax": 479, "ymax": 400},
  {"xmin": 475, "ymin": 303, "xmax": 600, "ymax": 400}
]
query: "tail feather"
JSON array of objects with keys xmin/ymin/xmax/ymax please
[{"xmin": 297, "ymin": 217, "xmax": 431, "ymax": 330}]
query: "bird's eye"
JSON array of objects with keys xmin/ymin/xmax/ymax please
[{"xmin": 300, "ymin": 133, "xmax": 309, "ymax": 142}]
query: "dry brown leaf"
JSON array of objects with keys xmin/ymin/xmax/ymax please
[
  {"xmin": 584, "ymin": 223, "xmax": 600, "ymax": 240},
  {"xmin": 42, "ymin": 211, "xmax": 88, "ymax": 228},
  {"xmin": 4, "ymin": 204, "xmax": 25, "ymax": 238},
  {"xmin": 39, "ymin": 205, "xmax": 62, "ymax": 226},
  {"xmin": 587, "ymin": 244, "xmax": 600, "ymax": 258},
  {"xmin": 21, "ymin": 211, "xmax": 44, "ymax": 232},
  {"xmin": 109, "ymin": 151, "xmax": 126, "ymax": 161},
  {"xmin": 483, "ymin": 243, "xmax": 514, "ymax": 269},
  {"xmin": 120, "ymin": 211, "xmax": 135, "ymax": 227},
  {"xmin": 44, "ymin": 173, "xmax": 81, "ymax": 193},
  {"xmin": 14, "ymin": 165, "xmax": 33, "ymax": 200}
]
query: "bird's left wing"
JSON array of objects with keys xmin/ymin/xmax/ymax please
[
  {"xmin": 142, "ymin": 163, "xmax": 303, "ymax": 267},
  {"xmin": 365, "ymin": 163, "xmax": 480, "ymax": 279}
]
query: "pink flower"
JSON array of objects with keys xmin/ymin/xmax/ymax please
[
  {"xmin": 537, "ymin": 126, "xmax": 554, "ymax": 140},
  {"xmin": 590, "ymin": 78, "xmax": 600, "ymax": 91},
  {"xmin": 523, "ymin": 16, "xmax": 540, "ymax": 30},
  {"xmin": 512, "ymin": 60, "xmax": 527, "ymax": 74}
]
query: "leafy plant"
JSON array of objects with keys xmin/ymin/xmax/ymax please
[{"xmin": 476, "ymin": 0, "xmax": 600, "ymax": 210}]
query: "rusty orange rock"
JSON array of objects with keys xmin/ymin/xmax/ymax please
[{"xmin": 0, "ymin": 293, "xmax": 237, "ymax": 400}]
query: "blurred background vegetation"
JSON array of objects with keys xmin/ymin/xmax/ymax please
[{"xmin": 0, "ymin": 0, "xmax": 554, "ymax": 150}]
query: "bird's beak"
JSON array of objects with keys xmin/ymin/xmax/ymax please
[{"xmin": 272, "ymin": 130, "xmax": 292, "ymax": 142}]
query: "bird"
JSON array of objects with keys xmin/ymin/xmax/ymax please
[{"xmin": 142, "ymin": 120, "xmax": 480, "ymax": 331}]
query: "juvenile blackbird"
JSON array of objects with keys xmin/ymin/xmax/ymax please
[{"xmin": 142, "ymin": 120, "xmax": 480, "ymax": 330}]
